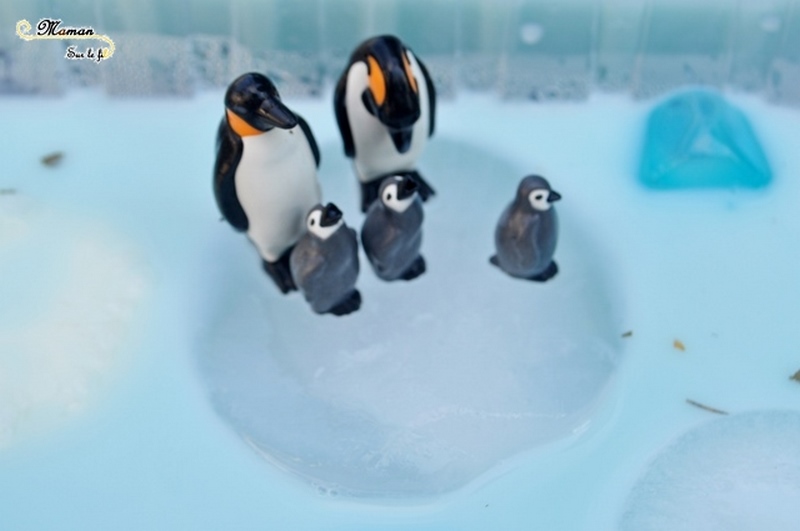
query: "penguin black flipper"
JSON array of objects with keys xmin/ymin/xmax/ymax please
[
  {"xmin": 333, "ymin": 73, "xmax": 356, "ymax": 158},
  {"xmin": 296, "ymin": 113, "xmax": 321, "ymax": 168},
  {"xmin": 213, "ymin": 118, "xmax": 249, "ymax": 232},
  {"xmin": 416, "ymin": 56, "xmax": 436, "ymax": 137}
]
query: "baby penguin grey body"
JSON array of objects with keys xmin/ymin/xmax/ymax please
[
  {"xmin": 361, "ymin": 174, "xmax": 425, "ymax": 281},
  {"xmin": 491, "ymin": 175, "xmax": 561, "ymax": 282},
  {"xmin": 290, "ymin": 203, "xmax": 361, "ymax": 315}
]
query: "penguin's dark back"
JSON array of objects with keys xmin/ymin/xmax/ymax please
[{"xmin": 213, "ymin": 117, "xmax": 248, "ymax": 231}]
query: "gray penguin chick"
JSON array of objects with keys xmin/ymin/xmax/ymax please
[
  {"xmin": 290, "ymin": 203, "xmax": 361, "ymax": 315},
  {"xmin": 361, "ymin": 174, "xmax": 425, "ymax": 281},
  {"xmin": 490, "ymin": 175, "xmax": 561, "ymax": 281}
]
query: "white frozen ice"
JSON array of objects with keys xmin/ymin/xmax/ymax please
[
  {"xmin": 0, "ymin": 196, "xmax": 149, "ymax": 448},
  {"xmin": 199, "ymin": 137, "xmax": 624, "ymax": 497},
  {"xmin": 620, "ymin": 411, "xmax": 800, "ymax": 531}
]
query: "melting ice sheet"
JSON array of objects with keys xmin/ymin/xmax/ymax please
[
  {"xmin": 198, "ymin": 139, "xmax": 624, "ymax": 498},
  {"xmin": 620, "ymin": 411, "xmax": 800, "ymax": 531}
]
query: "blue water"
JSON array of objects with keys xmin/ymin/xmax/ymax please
[{"xmin": 1, "ymin": 90, "xmax": 799, "ymax": 529}]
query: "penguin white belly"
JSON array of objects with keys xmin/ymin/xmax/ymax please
[
  {"xmin": 235, "ymin": 127, "xmax": 321, "ymax": 262},
  {"xmin": 345, "ymin": 59, "xmax": 430, "ymax": 183}
]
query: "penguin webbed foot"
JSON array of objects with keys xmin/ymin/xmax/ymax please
[
  {"xmin": 528, "ymin": 261, "xmax": 558, "ymax": 282},
  {"xmin": 262, "ymin": 250, "xmax": 298, "ymax": 294},
  {"xmin": 406, "ymin": 170, "xmax": 436, "ymax": 202},
  {"xmin": 328, "ymin": 290, "xmax": 362, "ymax": 316},
  {"xmin": 490, "ymin": 256, "xmax": 558, "ymax": 282},
  {"xmin": 400, "ymin": 255, "xmax": 426, "ymax": 281}
]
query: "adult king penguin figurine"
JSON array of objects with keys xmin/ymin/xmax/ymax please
[
  {"xmin": 334, "ymin": 35, "xmax": 437, "ymax": 212},
  {"xmin": 214, "ymin": 72, "xmax": 322, "ymax": 294}
]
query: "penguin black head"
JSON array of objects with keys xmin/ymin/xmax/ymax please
[
  {"xmin": 517, "ymin": 175, "xmax": 562, "ymax": 212},
  {"xmin": 306, "ymin": 203, "xmax": 345, "ymax": 240},
  {"xmin": 224, "ymin": 73, "xmax": 298, "ymax": 136},
  {"xmin": 379, "ymin": 174, "xmax": 419, "ymax": 214},
  {"xmin": 352, "ymin": 35, "xmax": 422, "ymax": 152}
]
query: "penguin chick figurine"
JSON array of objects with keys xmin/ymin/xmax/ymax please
[
  {"xmin": 214, "ymin": 72, "xmax": 322, "ymax": 294},
  {"xmin": 491, "ymin": 175, "xmax": 561, "ymax": 282},
  {"xmin": 334, "ymin": 35, "xmax": 437, "ymax": 212},
  {"xmin": 361, "ymin": 174, "xmax": 425, "ymax": 281},
  {"xmin": 290, "ymin": 203, "xmax": 361, "ymax": 316}
]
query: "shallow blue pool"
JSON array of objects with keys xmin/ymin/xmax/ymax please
[{"xmin": 2, "ymin": 1, "xmax": 800, "ymax": 529}]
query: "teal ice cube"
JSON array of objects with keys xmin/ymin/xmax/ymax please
[{"xmin": 639, "ymin": 90, "xmax": 771, "ymax": 189}]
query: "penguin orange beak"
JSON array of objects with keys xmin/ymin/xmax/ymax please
[
  {"xmin": 548, "ymin": 191, "xmax": 562, "ymax": 202},
  {"xmin": 258, "ymin": 98, "xmax": 298, "ymax": 129},
  {"xmin": 320, "ymin": 203, "xmax": 343, "ymax": 227}
]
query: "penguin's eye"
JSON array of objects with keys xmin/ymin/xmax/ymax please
[
  {"xmin": 402, "ymin": 52, "xmax": 418, "ymax": 93},
  {"xmin": 386, "ymin": 193, "xmax": 393, "ymax": 201},
  {"xmin": 310, "ymin": 219, "xmax": 316, "ymax": 226},
  {"xmin": 367, "ymin": 55, "xmax": 386, "ymax": 106},
  {"xmin": 535, "ymin": 194, "xmax": 544, "ymax": 201}
]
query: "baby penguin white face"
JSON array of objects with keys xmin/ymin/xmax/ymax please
[
  {"xmin": 382, "ymin": 177, "xmax": 417, "ymax": 213},
  {"xmin": 528, "ymin": 189, "xmax": 554, "ymax": 211},
  {"xmin": 307, "ymin": 207, "xmax": 343, "ymax": 240}
]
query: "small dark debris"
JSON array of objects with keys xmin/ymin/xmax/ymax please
[
  {"xmin": 41, "ymin": 151, "xmax": 64, "ymax": 167},
  {"xmin": 673, "ymin": 339, "xmax": 686, "ymax": 352},
  {"xmin": 790, "ymin": 370, "xmax": 800, "ymax": 383},
  {"xmin": 0, "ymin": 188, "xmax": 16, "ymax": 195},
  {"xmin": 485, "ymin": 504, "xmax": 489, "ymax": 508},
  {"xmin": 686, "ymin": 399, "xmax": 728, "ymax": 415},
  {"xmin": 621, "ymin": 331, "xmax": 633, "ymax": 338}
]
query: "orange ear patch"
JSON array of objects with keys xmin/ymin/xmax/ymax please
[
  {"xmin": 226, "ymin": 109, "xmax": 262, "ymax": 137},
  {"xmin": 403, "ymin": 52, "xmax": 418, "ymax": 93},
  {"xmin": 367, "ymin": 55, "xmax": 386, "ymax": 106}
]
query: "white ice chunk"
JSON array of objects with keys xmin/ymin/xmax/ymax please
[
  {"xmin": 620, "ymin": 411, "xmax": 800, "ymax": 531},
  {"xmin": 0, "ymin": 197, "xmax": 149, "ymax": 448},
  {"xmin": 198, "ymin": 139, "xmax": 624, "ymax": 498}
]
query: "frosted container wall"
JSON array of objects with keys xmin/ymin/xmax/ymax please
[{"xmin": 2, "ymin": 0, "xmax": 799, "ymax": 105}]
